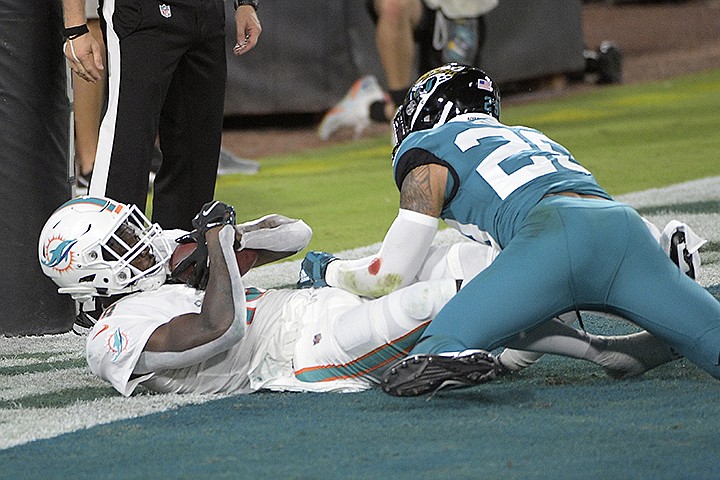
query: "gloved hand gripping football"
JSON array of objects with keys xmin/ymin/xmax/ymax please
[
  {"xmin": 296, "ymin": 251, "xmax": 338, "ymax": 289},
  {"xmin": 190, "ymin": 200, "xmax": 237, "ymax": 233},
  {"xmin": 170, "ymin": 201, "xmax": 236, "ymax": 289}
]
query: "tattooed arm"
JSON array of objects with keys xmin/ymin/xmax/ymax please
[
  {"xmin": 399, "ymin": 164, "xmax": 448, "ymax": 217},
  {"xmin": 323, "ymin": 164, "xmax": 449, "ymax": 298}
]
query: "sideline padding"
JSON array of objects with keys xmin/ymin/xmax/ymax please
[{"xmin": 0, "ymin": 0, "xmax": 75, "ymax": 335}]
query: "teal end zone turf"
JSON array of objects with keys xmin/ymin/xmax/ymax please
[{"xmin": 3, "ymin": 348, "xmax": 720, "ymax": 479}]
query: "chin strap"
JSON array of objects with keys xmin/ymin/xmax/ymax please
[
  {"xmin": 134, "ymin": 267, "xmax": 167, "ymax": 292},
  {"xmin": 58, "ymin": 285, "xmax": 96, "ymax": 303}
]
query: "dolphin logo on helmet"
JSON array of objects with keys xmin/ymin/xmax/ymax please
[{"xmin": 41, "ymin": 237, "xmax": 79, "ymax": 272}]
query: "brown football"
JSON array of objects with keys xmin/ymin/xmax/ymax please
[{"xmin": 170, "ymin": 242, "xmax": 259, "ymax": 282}]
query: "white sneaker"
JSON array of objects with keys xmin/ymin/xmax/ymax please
[{"xmin": 318, "ymin": 75, "xmax": 386, "ymax": 141}]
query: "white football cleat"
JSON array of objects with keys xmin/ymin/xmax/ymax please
[{"xmin": 318, "ymin": 75, "xmax": 386, "ymax": 141}]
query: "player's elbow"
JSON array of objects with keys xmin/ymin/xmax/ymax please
[
  {"xmin": 287, "ymin": 219, "xmax": 313, "ymax": 253},
  {"xmin": 197, "ymin": 308, "xmax": 245, "ymax": 348}
]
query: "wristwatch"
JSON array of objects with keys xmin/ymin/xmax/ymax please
[{"xmin": 234, "ymin": 0, "xmax": 258, "ymax": 10}]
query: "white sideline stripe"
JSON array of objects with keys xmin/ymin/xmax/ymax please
[
  {"xmin": 617, "ymin": 175, "xmax": 720, "ymax": 208},
  {"xmin": 1, "ymin": 368, "xmax": 99, "ymax": 402},
  {"xmin": 1, "ymin": 176, "xmax": 719, "ymax": 450},
  {"xmin": 0, "ymin": 394, "xmax": 221, "ymax": 450}
]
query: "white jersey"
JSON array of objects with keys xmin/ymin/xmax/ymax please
[
  {"xmin": 86, "ymin": 234, "xmax": 469, "ymax": 397},
  {"xmin": 86, "ymin": 284, "xmax": 375, "ymax": 396}
]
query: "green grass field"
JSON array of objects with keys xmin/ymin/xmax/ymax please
[
  {"xmin": 3, "ymin": 69, "xmax": 720, "ymax": 478},
  {"xmin": 213, "ymin": 69, "xmax": 720, "ymax": 253}
]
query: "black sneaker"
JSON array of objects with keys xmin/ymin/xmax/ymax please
[
  {"xmin": 73, "ymin": 309, "xmax": 97, "ymax": 336},
  {"xmin": 381, "ymin": 350, "xmax": 498, "ymax": 397},
  {"xmin": 596, "ymin": 41, "xmax": 623, "ymax": 84},
  {"xmin": 583, "ymin": 41, "xmax": 623, "ymax": 85}
]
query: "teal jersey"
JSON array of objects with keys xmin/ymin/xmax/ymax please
[{"xmin": 393, "ymin": 114, "xmax": 611, "ymax": 247}]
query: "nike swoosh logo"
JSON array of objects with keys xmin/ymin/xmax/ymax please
[
  {"xmin": 202, "ymin": 201, "xmax": 219, "ymax": 217},
  {"xmin": 92, "ymin": 323, "xmax": 109, "ymax": 340}
]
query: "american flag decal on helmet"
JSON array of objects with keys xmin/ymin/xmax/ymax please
[{"xmin": 477, "ymin": 78, "xmax": 493, "ymax": 92}]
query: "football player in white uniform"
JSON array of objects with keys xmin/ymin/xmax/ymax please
[{"xmin": 39, "ymin": 196, "xmax": 687, "ymax": 397}]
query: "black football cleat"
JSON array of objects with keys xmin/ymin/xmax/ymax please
[{"xmin": 381, "ymin": 350, "xmax": 498, "ymax": 397}]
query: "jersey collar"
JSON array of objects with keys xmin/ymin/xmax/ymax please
[{"xmin": 449, "ymin": 113, "xmax": 500, "ymax": 125}]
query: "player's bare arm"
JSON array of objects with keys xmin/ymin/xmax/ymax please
[
  {"xmin": 399, "ymin": 163, "xmax": 448, "ymax": 217},
  {"xmin": 146, "ymin": 226, "xmax": 237, "ymax": 353},
  {"xmin": 318, "ymin": 162, "xmax": 444, "ymax": 297}
]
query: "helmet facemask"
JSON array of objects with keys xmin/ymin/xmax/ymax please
[{"xmin": 98, "ymin": 214, "xmax": 167, "ymax": 292}]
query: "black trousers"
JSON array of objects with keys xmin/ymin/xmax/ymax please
[{"xmin": 93, "ymin": 0, "xmax": 227, "ymax": 230}]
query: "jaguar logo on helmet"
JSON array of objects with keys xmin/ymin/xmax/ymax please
[
  {"xmin": 415, "ymin": 62, "xmax": 464, "ymax": 86},
  {"xmin": 421, "ymin": 77, "xmax": 437, "ymax": 93}
]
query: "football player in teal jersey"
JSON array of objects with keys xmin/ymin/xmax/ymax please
[{"xmin": 304, "ymin": 63, "xmax": 720, "ymax": 396}]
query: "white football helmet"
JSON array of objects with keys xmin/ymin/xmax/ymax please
[{"xmin": 39, "ymin": 196, "xmax": 172, "ymax": 302}]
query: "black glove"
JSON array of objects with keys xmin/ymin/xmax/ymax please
[
  {"xmin": 170, "ymin": 201, "xmax": 236, "ymax": 290},
  {"xmin": 170, "ymin": 236, "xmax": 210, "ymax": 290},
  {"xmin": 191, "ymin": 201, "xmax": 236, "ymax": 233}
]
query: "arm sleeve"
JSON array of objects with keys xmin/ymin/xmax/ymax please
[
  {"xmin": 325, "ymin": 209, "xmax": 438, "ymax": 298},
  {"xmin": 136, "ymin": 226, "xmax": 248, "ymax": 372},
  {"xmin": 236, "ymin": 214, "xmax": 312, "ymax": 253}
]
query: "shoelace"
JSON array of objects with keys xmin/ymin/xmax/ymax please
[{"xmin": 432, "ymin": 11, "xmax": 449, "ymax": 50}]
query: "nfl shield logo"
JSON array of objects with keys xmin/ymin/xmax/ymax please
[{"xmin": 159, "ymin": 4, "xmax": 171, "ymax": 18}]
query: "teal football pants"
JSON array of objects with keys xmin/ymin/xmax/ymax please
[{"xmin": 415, "ymin": 196, "xmax": 720, "ymax": 379}]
